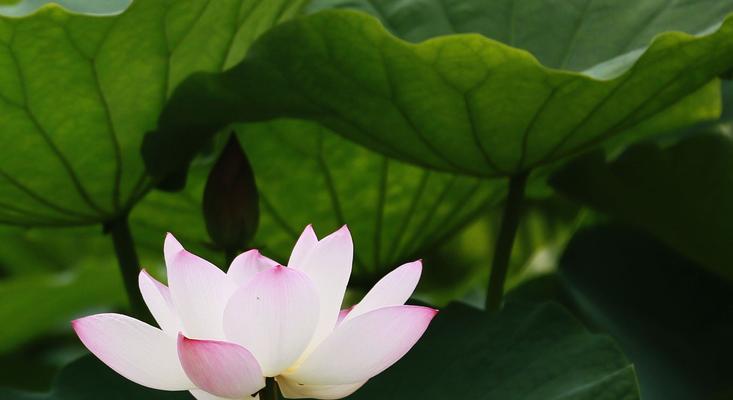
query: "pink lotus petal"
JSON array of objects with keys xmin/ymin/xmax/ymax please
[
  {"xmin": 164, "ymin": 233, "xmax": 184, "ymax": 266},
  {"xmin": 288, "ymin": 224, "xmax": 318, "ymax": 268},
  {"xmin": 278, "ymin": 376, "xmax": 365, "ymax": 399},
  {"xmin": 178, "ymin": 335, "xmax": 264, "ymax": 399},
  {"xmin": 336, "ymin": 307, "xmax": 353, "ymax": 327},
  {"xmin": 228, "ymin": 249, "xmax": 278, "ymax": 286},
  {"xmin": 285, "ymin": 305, "xmax": 437, "ymax": 385},
  {"xmin": 291, "ymin": 225, "xmax": 353, "ymax": 349},
  {"xmin": 166, "ymin": 236, "xmax": 237, "ymax": 339},
  {"xmin": 224, "ymin": 266, "xmax": 319, "ymax": 376},
  {"xmin": 345, "ymin": 260, "xmax": 422, "ymax": 323},
  {"xmin": 72, "ymin": 313, "xmax": 191, "ymax": 391},
  {"xmin": 138, "ymin": 270, "xmax": 182, "ymax": 335}
]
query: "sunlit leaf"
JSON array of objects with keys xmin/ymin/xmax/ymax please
[
  {"xmin": 309, "ymin": 0, "xmax": 733, "ymax": 71},
  {"xmin": 0, "ymin": 0, "xmax": 129, "ymax": 16},
  {"xmin": 240, "ymin": 120, "xmax": 502, "ymax": 272},
  {"xmin": 0, "ymin": 0, "xmax": 305, "ymax": 226},
  {"xmin": 133, "ymin": 120, "xmax": 504, "ymax": 283},
  {"xmin": 144, "ymin": 3, "xmax": 732, "ymax": 182}
]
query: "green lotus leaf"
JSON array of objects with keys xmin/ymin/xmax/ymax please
[
  {"xmin": 0, "ymin": 0, "xmax": 129, "ymax": 17},
  {"xmin": 144, "ymin": 3, "xmax": 733, "ymax": 182},
  {"xmin": 560, "ymin": 224, "xmax": 733, "ymax": 399},
  {"xmin": 308, "ymin": 0, "xmax": 733, "ymax": 72},
  {"xmin": 134, "ymin": 119, "xmax": 503, "ymax": 283},
  {"xmin": 0, "ymin": 0, "xmax": 305, "ymax": 226},
  {"xmin": 240, "ymin": 119, "xmax": 502, "ymax": 272},
  {"xmin": 350, "ymin": 301, "xmax": 639, "ymax": 400},
  {"xmin": 552, "ymin": 130, "xmax": 733, "ymax": 282},
  {"xmin": 0, "ymin": 0, "xmax": 21, "ymax": 8}
]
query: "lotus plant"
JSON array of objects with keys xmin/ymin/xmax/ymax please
[{"xmin": 72, "ymin": 225, "xmax": 437, "ymax": 399}]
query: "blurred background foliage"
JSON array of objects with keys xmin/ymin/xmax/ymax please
[{"xmin": 0, "ymin": 1, "xmax": 732, "ymax": 399}]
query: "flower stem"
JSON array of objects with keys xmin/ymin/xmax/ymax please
[
  {"xmin": 106, "ymin": 214, "xmax": 153, "ymax": 323},
  {"xmin": 260, "ymin": 377, "xmax": 281, "ymax": 400},
  {"xmin": 485, "ymin": 172, "xmax": 529, "ymax": 313}
]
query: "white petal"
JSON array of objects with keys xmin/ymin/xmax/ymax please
[
  {"xmin": 72, "ymin": 313, "xmax": 192, "ymax": 391},
  {"xmin": 164, "ymin": 233, "xmax": 184, "ymax": 266},
  {"xmin": 178, "ymin": 335, "xmax": 264, "ymax": 399},
  {"xmin": 278, "ymin": 377, "xmax": 365, "ymax": 399},
  {"xmin": 191, "ymin": 390, "xmax": 259, "ymax": 400},
  {"xmin": 228, "ymin": 249, "xmax": 278, "ymax": 286},
  {"xmin": 224, "ymin": 266, "xmax": 319, "ymax": 376},
  {"xmin": 292, "ymin": 226, "xmax": 352, "ymax": 349},
  {"xmin": 286, "ymin": 305, "xmax": 437, "ymax": 385},
  {"xmin": 345, "ymin": 260, "xmax": 422, "ymax": 323},
  {"xmin": 288, "ymin": 225, "xmax": 318, "ymax": 268},
  {"xmin": 167, "ymin": 241, "xmax": 237, "ymax": 339},
  {"xmin": 138, "ymin": 270, "xmax": 182, "ymax": 335}
]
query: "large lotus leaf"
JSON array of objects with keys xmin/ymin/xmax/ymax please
[
  {"xmin": 239, "ymin": 119, "xmax": 502, "ymax": 272},
  {"xmin": 133, "ymin": 119, "xmax": 503, "ymax": 283},
  {"xmin": 143, "ymin": 4, "xmax": 731, "ymax": 183},
  {"xmin": 0, "ymin": 0, "xmax": 305, "ymax": 226},
  {"xmin": 129, "ymin": 170, "xmax": 223, "ymax": 266},
  {"xmin": 349, "ymin": 301, "xmax": 639, "ymax": 399},
  {"xmin": 309, "ymin": 0, "xmax": 733, "ymax": 72},
  {"xmin": 0, "ymin": 226, "xmax": 115, "ymax": 276},
  {"xmin": 551, "ymin": 129, "xmax": 733, "ymax": 282},
  {"xmin": 560, "ymin": 224, "xmax": 733, "ymax": 400},
  {"xmin": 0, "ymin": 0, "xmax": 129, "ymax": 16}
]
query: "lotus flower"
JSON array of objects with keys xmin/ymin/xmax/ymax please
[{"xmin": 72, "ymin": 225, "xmax": 437, "ymax": 399}]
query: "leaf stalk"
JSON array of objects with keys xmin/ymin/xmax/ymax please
[
  {"xmin": 485, "ymin": 171, "xmax": 529, "ymax": 312},
  {"xmin": 106, "ymin": 214, "xmax": 153, "ymax": 323}
]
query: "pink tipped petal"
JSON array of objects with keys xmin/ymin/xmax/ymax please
[
  {"xmin": 336, "ymin": 307, "xmax": 353, "ymax": 327},
  {"xmin": 178, "ymin": 335, "xmax": 264, "ymax": 399},
  {"xmin": 286, "ymin": 305, "xmax": 437, "ymax": 385},
  {"xmin": 293, "ymin": 226, "xmax": 353, "ymax": 349},
  {"xmin": 345, "ymin": 260, "xmax": 422, "ymax": 323},
  {"xmin": 228, "ymin": 249, "xmax": 278, "ymax": 286},
  {"xmin": 164, "ymin": 233, "xmax": 185, "ymax": 266},
  {"xmin": 72, "ymin": 313, "xmax": 192, "ymax": 391},
  {"xmin": 277, "ymin": 377, "xmax": 365, "ymax": 399},
  {"xmin": 167, "ymin": 249, "xmax": 237, "ymax": 339},
  {"xmin": 139, "ymin": 270, "xmax": 182, "ymax": 335},
  {"xmin": 224, "ymin": 266, "xmax": 319, "ymax": 376},
  {"xmin": 288, "ymin": 225, "xmax": 318, "ymax": 268}
]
